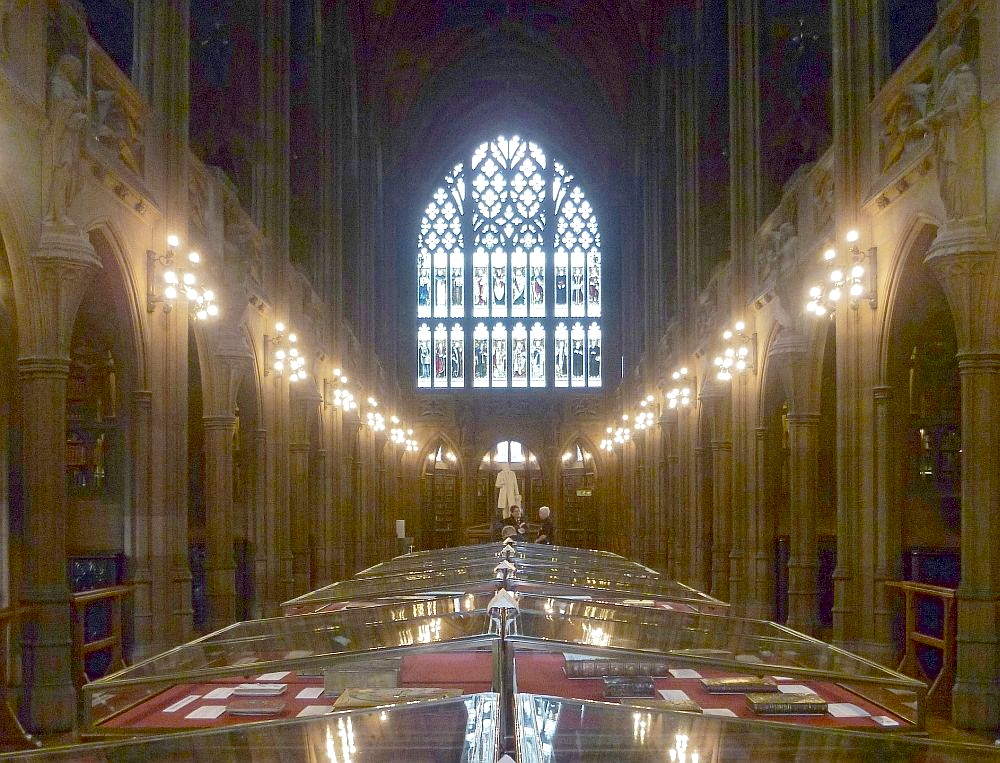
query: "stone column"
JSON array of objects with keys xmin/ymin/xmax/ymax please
[
  {"xmin": 747, "ymin": 425, "xmax": 771, "ymax": 620},
  {"xmin": 692, "ymin": 444, "xmax": 712, "ymax": 593},
  {"xmin": 925, "ymin": 226, "xmax": 1000, "ymax": 730},
  {"xmin": 203, "ymin": 415, "xmax": 237, "ymax": 630},
  {"xmin": 871, "ymin": 384, "xmax": 899, "ymax": 660},
  {"xmin": 252, "ymin": 428, "xmax": 268, "ymax": 615},
  {"xmin": 289, "ymin": 392, "xmax": 316, "ymax": 595},
  {"xmin": 708, "ymin": 394, "xmax": 733, "ymax": 602},
  {"xmin": 785, "ymin": 413, "xmax": 820, "ymax": 634},
  {"xmin": 310, "ymin": 445, "xmax": 329, "ymax": 586},
  {"xmin": 19, "ymin": 228, "xmax": 100, "ymax": 732},
  {"xmin": 129, "ymin": 389, "xmax": 156, "ymax": 657}
]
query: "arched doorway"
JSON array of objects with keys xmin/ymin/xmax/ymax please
[
  {"xmin": 887, "ymin": 238, "xmax": 961, "ymax": 584},
  {"xmin": 759, "ymin": 375, "xmax": 791, "ymax": 624},
  {"xmin": 419, "ymin": 442, "xmax": 461, "ymax": 550},
  {"xmin": 559, "ymin": 441, "xmax": 596, "ymax": 548},
  {"xmin": 882, "ymin": 226, "xmax": 960, "ymax": 688},
  {"xmin": 64, "ymin": 230, "xmax": 142, "ymax": 672},
  {"xmin": 478, "ymin": 439, "xmax": 543, "ymax": 530}
]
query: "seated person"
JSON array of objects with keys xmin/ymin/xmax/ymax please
[
  {"xmin": 509, "ymin": 506, "xmax": 527, "ymax": 541},
  {"xmin": 535, "ymin": 505, "xmax": 554, "ymax": 544}
]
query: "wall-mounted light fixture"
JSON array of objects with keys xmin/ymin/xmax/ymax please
[
  {"xmin": 805, "ymin": 229, "xmax": 878, "ymax": 316},
  {"xmin": 265, "ymin": 322, "xmax": 306, "ymax": 381},
  {"xmin": 667, "ymin": 367, "xmax": 693, "ymax": 409},
  {"xmin": 147, "ymin": 234, "xmax": 219, "ymax": 319},
  {"xmin": 713, "ymin": 321, "xmax": 756, "ymax": 381}
]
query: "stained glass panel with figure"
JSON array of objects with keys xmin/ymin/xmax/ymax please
[{"xmin": 415, "ymin": 136, "xmax": 603, "ymax": 388}]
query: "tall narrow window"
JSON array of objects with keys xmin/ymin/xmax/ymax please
[{"xmin": 416, "ymin": 135, "xmax": 604, "ymax": 388}]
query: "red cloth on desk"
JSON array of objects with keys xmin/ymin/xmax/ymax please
[{"xmin": 512, "ymin": 652, "xmax": 911, "ymax": 731}]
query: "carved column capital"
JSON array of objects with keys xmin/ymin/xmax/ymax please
[
  {"xmin": 924, "ymin": 224, "xmax": 998, "ymax": 356},
  {"xmin": 23, "ymin": 225, "xmax": 101, "ymax": 360}
]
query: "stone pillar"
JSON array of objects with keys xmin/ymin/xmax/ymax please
[
  {"xmin": 871, "ymin": 385, "xmax": 898, "ymax": 659},
  {"xmin": 708, "ymin": 393, "xmax": 733, "ymax": 602},
  {"xmin": 203, "ymin": 415, "xmax": 237, "ymax": 630},
  {"xmin": 252, "ymin": 428, "xmax": 268, "ymax": 615},
  {"xmin": 925, "ymin": 226, "xmax": 1000, "ymax": 730},
  {"xmin": 310, "ymin": 445, "xmax": 329, "ymax": 586},
  {"xmin": 19, "ymin": 228, "xmax": 100, "ymax": 732},
  {"xmin": 747, "ymin": 425, "xmax": 771, "ymax": 620},
  {"xmin": 289, "ymin": 393, "xmax": 316, "ymax": 595},
  {"xmin": 129, "ymin": 389, "xmax": 157, "ymax": 656},
  {"xmin": 692, "ymin": 444, "xmax": 712, "ymax": 593},
  {"xmin": 785, "ymin": 413, "xmax": 820, "ymax": 634}
]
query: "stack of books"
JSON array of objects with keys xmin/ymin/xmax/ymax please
[
  {"xmin": 565, "ymin": 660, "xmax": 671, "ymax": 678},
  {"xmin": 227, "ymin": 698, "xmax": 287, "ymax": 716},
  {"xmin": 603, "ymin": 677, "xmax": 656, "ymax": 698},
  {"xmin": 622, "ymin": 697, "xmax": 703, "ymax": 713},
  {"xmin": 232, "ymin": 683, "xmax": 288, "ymax": 697},
  {"xmin": 746, "ymin": 692, "xmax": 828, "ymax": 715},
  {"xmin": 332, "ymin": 687, "xmax": 462, "ymax": 709},
  {"xmin": 700, "ymin": 677, "xmax": 778, "ymax": 694}
]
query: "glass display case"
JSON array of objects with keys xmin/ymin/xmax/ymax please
[
  {"xmin": 64, "ymin": 540, "xmax": 982, "ymax": 759},
  {"xmin": 80, "ymin": 594, "xmax": 501, "ymax": 736},
  {"xmin": 515, "ymin": 694, "xmax": 998, "ymax": 762},
  {"xmin": 505, "ymin": 594, "xmax": 926, "ymax": 732},
  {"xmin": 284, "ymin": 549, "xmax": 726, "ymax": 616},
  {"xmin": 16, "ymin": 693, "xmax": 501, "ymax": 761}
]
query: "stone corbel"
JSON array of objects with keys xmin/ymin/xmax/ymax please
[{"xmin": 23, "ymin": 225, "xmax": 101, "ymax": 359}]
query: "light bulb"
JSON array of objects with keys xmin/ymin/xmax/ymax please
[
  {"xmin": 203, "ymin": 289, "xmax": 215, "ymax": 301},
  {"xmin": 806, "ymin": 302, "xmax": 816, "ymax": 313},
  {"xmin": 196, "ymin": 309, "xmax": 208, "ymax": 321},
  {"xmin": 185, "ymin": 287, "xmax": 198, "ymax": 300},
  {"xmin": 823, "ymin": 248, "xmax": 836, "ymax": 261},
  {"xmin": 850, "ymin": 282, "xmax": 864, "ymax": 297},
  {"xmin": 681, "ymin": 388, "xmax": 690, "ymax": 396},
  {"xmin": 722, "ymin": 330, "xmax": 733, "ymax": 340},
  {"xmin": 815, "ymin": 304, "xmax": 827, "ymax": 316},
  {"xmin": 183, "ymin": 272, "xmax": 196, "ymax": 285},
  {"xmin": 809, "ymin": 285, "xmax": 822, "ymax": 298},
  {"xmin": 163, "ymin": 270, "xmax": 178, "ymax": 284},
  {"xmin": 333, "ymin": 367, "xmax": 342, "ymax": 376},
  {"xmin": 166, "ymin": 234, "xmax": 180, "ymax": 248},
  {"xmin": 164, "ymin": 285, "xmax": 178, "ymax": 300},
  {"xmin": 830, "ymin": 269, "xmax": 843, "ymax": 282},
  {"xmin": 679, "ymin": 367, "xmax": 688, "ymax": 375},
  {"xmin": 289, "ymin": 347, "xmax": 298, "ymax": 357},
  {"xmin": 187, "ymin": 251, "xmax": 200, "ymax": 264},
  {"xmin": 275, "ymin": 349, "xmax": 286, "ymax": 360},
  {"xmin": 735, "ymin": 359, "xmax": 747, "ymax": 371},
  {"xmin": 340, "ymin": 375, "xmax": 349, "ymax": 384},
  {"xmin": 846, "ymin": 229, "xmax": 860, "ymax": 243},
  {"xmin": 734, "ymin": 320, "xmax": 746, "ymax": 332},
  {"xmin": 273, "ymin": 360, "xmax": 284, "ymax": 372},
  {"xmin": 391, "ymin": 415, "xmax": 400, "ymax": 424},
  {"xmin": 672, "ymin": 371, "xmax": 680, "ymax": 380},
  {"xmin": 275, "ymin": 322, "xmax": 286, "ymax": 333},
  {"xmin": 829, "ymin": 287, "xmax": 842, "ymax": 301},
  {"xmin": 207, "ymin": 304, "xmax": 219, "ymax": 316},
  {"xmin": 851, "ymin": 264, "xmax": 865, "ymax": 278},
  {"xmin": 725, "ymin": 348, "xmax": 735, "ymax": 358},
  {"xmin": 288, "ymin": 333, "xmax": 297, "ymax": 343}
]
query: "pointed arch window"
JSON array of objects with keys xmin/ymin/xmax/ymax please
[{"xmin": 416, "ymin": 135, "xmax": 603, "ymax": 388}]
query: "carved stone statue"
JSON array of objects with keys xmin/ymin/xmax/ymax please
[
  {"xmin": 46, "ymin": 53, "xmax": 88, "ymax": 227},
  {"xmin": 757, "ymin": 220, "xmax": 798, "ymax": 285},
  {"xmin": 921, "ymin": 43, "xmax": 985, "ymax": 222}
]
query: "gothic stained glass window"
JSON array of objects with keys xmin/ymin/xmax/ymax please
[{"xmin": 416, "ymin": 135, "xmax": 603, "ymax": 388}]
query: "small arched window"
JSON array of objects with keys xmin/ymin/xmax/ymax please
[{"xmin": 417, "ymin": 135, "xmax": 602, "ymax": 389}]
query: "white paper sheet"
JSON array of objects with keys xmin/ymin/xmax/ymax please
[
  {"xmin": 162, "ymin": 695, "xmax": 200, "ymax": 713},
  {"xmin": 203, "ymin": 687, "xmax": 236, "ymax": 700},
  {"xmin": 658, "ymin": 690, "xmax": 691, "ymax": 702},
  {"xmin": 257, "ymin": 671, "xmax": 291, "ymax": 681},
  {"xmin": 776, "ymin": 684, "xmax": 814, "ymax": 694},
  {"xmin": 296, "ymin": 687, "xmax": 325, "ymax": 700},
  {"xmin": 771, "ymin": 676, "xmax": 795, "ymax": 681},
  {"xmin": 185, "ymin": 705, "xmax": 227, "ymax": 720},
  {"xmin": 297, "ymin": 705, "xmax": 335, "ymax": 718},
  {"xmin": 702, "ymin": 708, "xmax": 737, "ymax": 717},
  {"xmin": 668, "ymin": 669, "xmax": 702, "ymax": 679},
  {"xmin": 827, "ymin": 703, "xmax": 870, "ymax": 718},
  {"xmin": 872, "ymin": 715, "xmax": 901, "ymax": 727}
]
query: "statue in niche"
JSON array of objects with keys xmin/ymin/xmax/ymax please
[
  {"xmin": 46, "ymin": 53, "xmax": 88, "ymax": 227},
  {"xmin": 95, "ymin": 89, "xmax": 142, "ymax": 175},
  {"xmin": 757, "ymin": 219, "xmax": 798, "ymax": 285},
  {"xmin": 918, "ymin": 41, "xmax": 985, "ymax": 222},
  {"xmin": 881, "ymin": 84, "xmax": 929, "ymax": 172}
]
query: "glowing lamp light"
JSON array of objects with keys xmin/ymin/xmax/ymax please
[
  {"xmin": 846, "ymin": 229, "xmax": 860, "ymax": 243},
  {"xmin": 164, "ymin": 285, "xmax": 178, "ymax": 300},
  {"xmin": 275, "ymin": 322, "xmax": 286, "ymax": 333},
  {"xmin": 187, "ymin": 251, "xmax": 201, "ymax": 264},
  {"xmin": 823, "ymin": 248, "xmax": 836, "ymax": 261},
  {"xmin": 166, "ymin": 234, "xmax": 180, "ymax": 248}
]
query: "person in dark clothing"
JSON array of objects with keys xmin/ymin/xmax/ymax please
[
  {"xmin": 536, "ymin": 505, "xmax": 554, "ymax": 544},
  {"xmin": 509, "ymin": 505, "xmax": 527, "ymax": 541}
]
